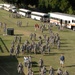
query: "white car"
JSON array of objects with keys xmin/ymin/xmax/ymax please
[
  {"xmin": 11, "ymin": 8, "xmax": 17, "ymax": 13},
  {"xmin": 9, "ymin": 6, "xmax": 17, "ymax": 13}
]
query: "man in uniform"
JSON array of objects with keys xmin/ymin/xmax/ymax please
[
  {"xmin": 18, "ymin": 36, "xmax": 22, "ymax": 44},
  {"xmin": 63, "ymin": 70, "xmax": 69, "ymax": 75},
  {"xmin": 38, "ymin": 58, "xmax": 44, "ymax": 72},
  {"xmin": 14, "ymin": 35, "xmax": 18, "ymax": 43},
  {"xmin": 17, "ymin": 62, "xmax": 23, "ymax": 74},
  {"xmin": 30, "ymin": 33, "xmax": 33, "ymax": 40},
  {"xmin": 3, "ymin": 22, "xmax": 7, "ymax": 34},
  {"xmin": 33, "ymin": 33, "xmax": 36, "ymax": 41},
  {"xmin": 15, "ymin": 43, "xmax": 20, "ymax": 56},
  {"xmin": 49, "ymin": 66, "xmax": 54, "ymax": 75}
]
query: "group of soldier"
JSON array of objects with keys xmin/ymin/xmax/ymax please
[
  {"xmin": 0, "ymin": 22, "xmax": 7, "ymax": 34},
  {"xmin": 16, "ymin": 21, "xmax": 29, "ymax": 27},
  {"xmin": 39, "ymin": 24, "xmax": 47, "ymax": 33},
  {"xmin": 17, "ymin": 55, "xmax": 34, "ymax": 75},
  {"xmin": 9, "ymin": 13, "xmax": 21, "ymax": 18},
  {"xmin": 9, "ymin": 29, "xmax": 60, "ymax": 56},
  {"xmin": 9, "ymin": 22, "xmax": 62, "ymax": 75},
  {"xmin": 38, "ymin": 58, "xmax": 69, "ymax": 75},
  {"xmin": 10, "ymin": 35, "xmax": 22, "ymax": 56},
  {"xmin": 17, "ymin": 57, "xmax": 69, "ymax": 75},
  {"xmin": 17, "ymin": 20, "xmax": 22, "ymax": 27}
]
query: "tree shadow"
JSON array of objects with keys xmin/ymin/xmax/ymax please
[
  {"xmin": 0, "ymin": 38, "xmax": 9, "ymax": 52},
  {"xmin": 32, "ymin": 61, "xmax": 38, "ymax": 67},
  {"xmin": 14, "ymin": 34, "xmax": 24, "ymax": 36},
  {"xmin": 60, "ymin": 48, "xmax": 71, "ymax": 51},
  {"xmin": 0, "ymin": 45, "xmax": 4, "ymax": 53},
  {"xmin": 0, "ymin": 55, "xmax": 20, "ymax": 75},
  {"xmin": 34, "ymin": 70, "xmax": 39, "ymax": 73},
  {"xmin": 44, "ymin": 52, "xmax": 64, "ymax": 56},
  {"xmin": 65, "ymin": 65, "xmax": 75, "ymax": 68}
]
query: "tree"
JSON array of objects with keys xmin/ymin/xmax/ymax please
[
  {"xmin": 59, "ymin": 0, "xmax": 70, "ymax": 12},
  {"xmin": 67, "ymin": 6, "xmax": 74, "ymax": 14}
]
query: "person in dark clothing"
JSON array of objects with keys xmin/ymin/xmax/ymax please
[{"xmin": 60, "ymin": 54, "xmax": 65, "ymax": 68}]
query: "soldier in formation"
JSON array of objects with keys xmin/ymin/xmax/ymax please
[
  {"xmin": 14, "ymin": 35, "xmax": 18, "ymax": 43},
  {"xmin": 9, "ymin": 46, "xmax": 14, "ymax": 56},
  {"xmin": 17, "ymin": 62, "xmax": 23, "ymax": 74},
  {"xmin": 38, "ymin": 58, "xmax": 44, "ymax": 72},
  {"xmin": 40, "ymin": 66, "xmax": 47, "ymax": 75},
  {"xmin": 27, "ymin": 68, "xmax": 34, "ymax": 75},
  {"xmin": 18, "ymin": 36, "xmax": 22, "ymax": 44},
  {"xmin": 3, "ymin": 22, "xmax": 7, "ymax": 34},
  {"xmin": 17, "ymin": 20, "xmax": 22, "ymax": 27},
  {"xmin": 63, "ymin": 70, "xmax": 69, "ymax": 75},
  {"xmin": 30, "ymin": 33, "xmax": 33, "ymax": 40},
  {"xmin": 49, "ymin": 66, "xmax": 54, "ymax": 75},
  {"xmin": 56, "ymin": 68, "xmax": 63, "ymax": 75},
  {"xmin": 33, "ymin": 33, "xmax": 36, "ymax": 41},
  {"xmin": 15, "ymin": 43, "xmax": 20, "ymax": 56}
]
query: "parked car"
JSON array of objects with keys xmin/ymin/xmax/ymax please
[{"xmin": 9, "ymin": 6, "xmax": 17, "ymax": 13}]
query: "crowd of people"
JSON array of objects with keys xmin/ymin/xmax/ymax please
[
  {"xmin": 0, "ymin": 18, "xmax": 69, "ymax": 75},
  {"xmin": 17, "ymin": 55, "xmax": 69, "ymax": 75},
  {"xmin": 9, "ymin": 23, "xmax": 61, "ymax": 56}
]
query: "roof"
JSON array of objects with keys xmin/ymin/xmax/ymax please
[
  {"xmin": 49, "ymin": 12, "xmax": 75, "ymax": 19},
  {"xmin": 31, "ymin": 11, "xmax": 47, "ymax": 16},
  {"xmin": 19, "ymin": 8, "xmax": 31, "ymax": 12}
]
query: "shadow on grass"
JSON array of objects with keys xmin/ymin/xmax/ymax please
[
  {"xmin": 21, "ymin": 26, "xmax": 34, "ymax": 27},
  {"xmin": 60, "ymin": 48, "xmax": 71, "ymax": 51},
  {"xmin": 0, "ymin": 37, "xmax": 9, "ymax": 52},
  {"xmin": 0, "ymin": 45, "xmax": 4, "ymax": 53},
  {"xmin": 32, "ymin": 61, "xmax": 38, "ymax": 67},
  {"xmin": 34, "ymin": 70, "xmax": 39, "ymax": 73},
  {"xmin": 0, "ymin": 55, "xmax": 24, "ymax": 75},
  {"xmin": 14, "ymin": 34, "xmax": 24, "ymax": 36},
  {"xmin": 44, "ymin": 52, "xmax": 64, "ymax": 56},
  {"xmin": 65, "ymin": 65, "xmax": 75, "ymax": 68}
]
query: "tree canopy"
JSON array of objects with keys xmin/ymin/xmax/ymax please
[{"xmin": 2, "ymin": 0, "xmax": 75, "ymax": 14}]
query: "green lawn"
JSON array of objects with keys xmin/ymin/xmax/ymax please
[{"xmin": 0, "ymin": 9, "xmax": 75, "ymax": 75}]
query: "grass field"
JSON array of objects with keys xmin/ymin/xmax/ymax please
[{"xmin": 0, "ymin": 9, "xmax": 75, "ymax": 75}]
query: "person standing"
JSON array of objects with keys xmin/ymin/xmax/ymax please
[
  {"xmin": 60, "ymin": 54, "xmax": 65, "ymax": 68},
  {"xmin": 9, "ymin": 46, "xmax": 14, "ymax": 56},
  {"xmin": 33, "ymin": 33, "xmax": 36, "ymax": 41},
  {"xmin": 63, "ymin": 70, "xmax": 69, "ymax": 75},
  {"xmin": 3, "ymin": 22, "xmax": 7, "ymax": 34},
  {"xmin": 26, "ymin": 21, "xmax": 29, "ymax": 27},
  {"xmin": 30, "ymin": 33, "xmax": 33, "ymax": 40},
  {"xmin": 14, "ymin": 35, "xmax": 18, "ymax": 43},
  {"xmin": 49, "ymin": 66, "xmax": 54, "ymax": 75},
  {"xmin": 56, "ymin": 68, "xmax": 63, "ymax": 75},
  {"xmin": 38, "ymin": 58, "xmax": 44, "ymax": 72},
  {"xmin": 17, "ymin": 62, "xmax": 23, "ymax": 74},
  {"xmin": 18, "ymin": 36, "xmax": 22, "ymax": 44}
]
